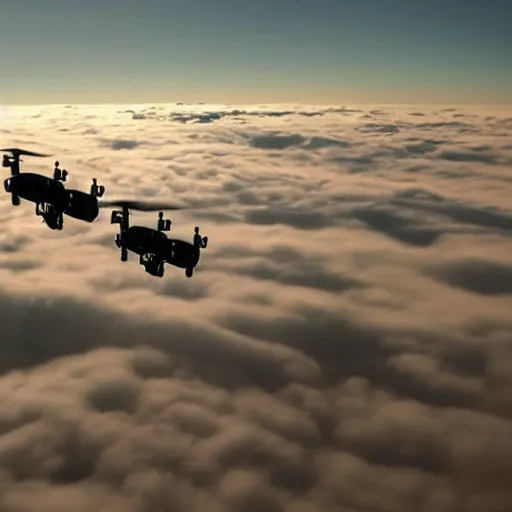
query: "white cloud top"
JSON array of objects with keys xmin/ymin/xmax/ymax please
[{"xmin": 0, "ymin": 102, "xmax": 511, "ymax": 512}]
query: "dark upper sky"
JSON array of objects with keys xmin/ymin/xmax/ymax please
[{"xmin": 1, "ymin": 0, "xmax": 511, "ymax": 104}]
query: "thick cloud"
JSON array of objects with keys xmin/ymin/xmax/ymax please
[{"xmin": 0, "ymin": 102, "xmax": 511, "ymax": 511}]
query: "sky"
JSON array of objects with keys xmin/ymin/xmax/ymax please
[{"xmin": 1, "ymin": 0, "xmax": 511, "ymax": 105}]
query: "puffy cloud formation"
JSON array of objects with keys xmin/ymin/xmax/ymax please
[{"xmin": 0, "ymin": 102, "xmax": 511, "ymax": 512}]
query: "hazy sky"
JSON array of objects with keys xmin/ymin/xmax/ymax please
[{"xmin": 1, "ymin": 0, "xmax": 511, "ymax": 105}]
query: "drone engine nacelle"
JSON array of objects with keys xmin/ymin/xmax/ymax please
[
  {"xmin": 91, "ymin": 179, "xmax": 105, "ymax": 198},
  {"xmin": 111, "ymin": 210, "xmax": 124, "ymax": 225},
  {"xmin": 54, "ymin": 168, "xmax": 68, "ymax": 182},
  {"xmin": 64, "ymin": 189, "xmax": 99, "ymax": 223},
  {"xmin": 158, "ymin": 219, "xmax": 171, "ymax": 232}
]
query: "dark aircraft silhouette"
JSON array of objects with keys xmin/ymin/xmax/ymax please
[
  {"xmin": 104, "ymin": 199, "xmax": 208, "ymax": 278},
  {"xmin": 2, "ymin": 148, "xmax": 210, "ymax": 278},
  {"xmin": 2, "ymin": 148, "xmax": 106, "ymax": 230}
]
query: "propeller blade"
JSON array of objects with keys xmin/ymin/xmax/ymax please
[
  {"xmin": 1, "ymin": 148, "xmax": 50, "ymax": 157},
  {"xmin": 99, "ymin": 199, "xmax": 187, "ymax": 211}
]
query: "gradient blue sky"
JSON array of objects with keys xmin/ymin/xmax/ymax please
[{"xmin": 1, "ymin": 0, "xmax": 511, "ymax": 105}]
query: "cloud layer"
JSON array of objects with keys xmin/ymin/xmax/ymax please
[{"xmin": 0, "ymin": 102, "xmax": 511, "ymax": 512}]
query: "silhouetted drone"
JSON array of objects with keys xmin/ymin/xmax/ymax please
[
  {"xmin": 104, "ymin": 199, "xmax": 208, "ymax": 278},
  {"xmin": 2, "ymin": 148, "xmax": 106, "ymax": 230}
]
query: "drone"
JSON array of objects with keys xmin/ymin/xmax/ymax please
[
  {"xmin": 2, "ymin": 148, "xmax": 105, "ymax": 230},
  {"xmin": 106, "ymin": 200, "xmax": 208, "ymax": 278},
  {"xmin": 2, "ymin": 147, "xmax": 209, "ymax": 278}
]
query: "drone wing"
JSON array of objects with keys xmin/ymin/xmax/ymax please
[
  {"xmin": 99, "ymin": 199, "xmax": 187, "ymax": 211},
  {"xmin": 1, "ymin": 148, "xmax": 50, "ymax": 157}
]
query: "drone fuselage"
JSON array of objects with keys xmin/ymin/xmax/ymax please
[
  {"xmin": 5, "ymin": 173, "xmax": 70, "ymax": 211},
  {"xmin": 121, "ymin": 226, "xmax": 169, "ymax": 257},
  {"xmin": 4, "ymin": 173, "xmax": 100, "ymax": 224},
  {"xmin": 118, "ymin": 225, "xmax": 200, "ymax": 271}
]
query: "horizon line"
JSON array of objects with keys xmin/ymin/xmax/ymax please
[{"xmin": 2, "ymin": 101, "xmax": 512, "ymax": 108}]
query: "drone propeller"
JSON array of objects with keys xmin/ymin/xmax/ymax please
[
  {"xmin": 1, "ymin": 148, "xmax": 50, "ymax": 158},
  {"xmin": 99, "ymin": 199, "xmax": 187, "ymax": 212}
]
